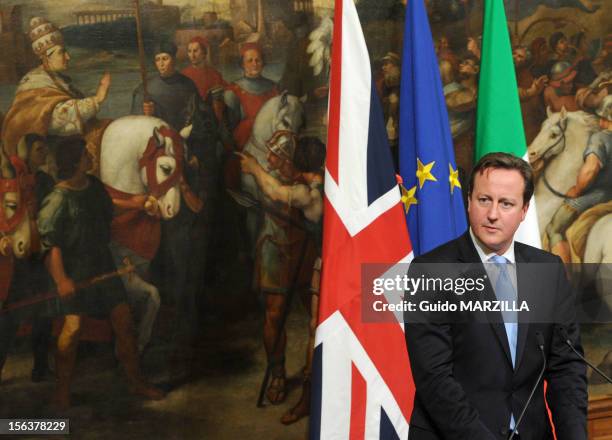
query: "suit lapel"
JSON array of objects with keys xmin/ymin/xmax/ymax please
[
  {"xmin": 457, "ymin": 233, "xmax": 513, "ymax": 367},
  {"xmin": 514, "ymin": 243, "xmax": 530, "ymax": 372}
]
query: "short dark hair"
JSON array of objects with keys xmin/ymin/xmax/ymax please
[
  {"xmin": 55, "ymin": 137, "xmax": 86, "ymax": 180},
  {"xmin": 549, "ymin": 32, "xmax": 567, "ymax": 51},
  {"xmin": 154, "ymin": 41, "xmax": 177, "ymax": 58},
  {"xmin": 24, "ymin": 133, "xmax": 46, "ymax": 151},
  {"xmin": 468, "ymin": 152, "xmax": 534, "ymax": 205},
  {"xmin": 293, "ymin": 137, "xmax": 326, "ymax": 172}
]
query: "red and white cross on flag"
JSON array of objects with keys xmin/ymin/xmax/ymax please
[{"xmin": 309, "ymin": 0, "xmax": 415, "ymax": 438}]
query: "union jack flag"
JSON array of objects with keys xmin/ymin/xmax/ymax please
[{"xmin": 310, "ymin": 0, "xmax": 415, "ymax": 438}]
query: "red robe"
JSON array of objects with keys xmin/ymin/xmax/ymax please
[
  {"xmin": 225, "ymin": 82, "xmax": 279, "ymax": 150},
  {"xmin": 181, "ymin": 65, "xmax": 226, "ymax": 99}
]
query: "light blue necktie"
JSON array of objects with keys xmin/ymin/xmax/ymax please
[{"xmin": 489, "ymin": 255, "xmax": 518, "ymax": 431}]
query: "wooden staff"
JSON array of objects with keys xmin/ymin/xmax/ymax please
[
  {"xmin": 134, "ymin": 0, "xmax": 149, "ymax": 101},
  {"xmin": 0, "ymin": 258, "xmax": 137, "ymax": 314},
  {"xmin": 514, "ymin": 0, "xmax": 520, "ymax": 43}
]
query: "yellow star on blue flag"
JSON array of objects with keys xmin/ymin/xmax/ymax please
[
  {"xmin": 400, "ymin": 184, "xmax": 418, "ymax": 214},
  {"xmin": 416, "ymin": 158, "xmax": 437, "ymax": 189},
  {"xmin": 448, "ymin": 163, "xmax": 461, "ymax": 195},
  {"xmin": 398, "ymin": 0, "xmax": 467, "ymax": 256}
]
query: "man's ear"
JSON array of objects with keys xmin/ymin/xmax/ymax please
[{"xmin": 521, "ymin": 201, "xmax": 530, "ymax": 221}]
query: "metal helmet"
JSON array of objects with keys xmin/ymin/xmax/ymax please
[
  {"xmin": 549, "ymin": 61, "xmax": 577, "ymax": 87},
  {"xmin": 266, "ymin": 130, "xmax": 296, "ymax": 162},
  {"xmin": 550, "ymin": 61, "xmax": 572, "ymax": 80},
  {"xmin": 595, "ymin": 95, "xmax": 612, "ymax": 122}
]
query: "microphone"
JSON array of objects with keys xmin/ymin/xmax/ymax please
[
  {"xmin": 558, "ymin": 326, "xmax": 612, "ymax": 385},
  {"xmin": 508, "ymin": 331, "xmax": 547, "ymax": 440}
]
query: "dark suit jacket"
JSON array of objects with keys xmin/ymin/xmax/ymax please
[{"xmin": 404, "ymin": 232, "xmax": 587, "ymax": 440}]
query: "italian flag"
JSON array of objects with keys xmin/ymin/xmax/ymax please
[{"xmin": 475, "ymin": 0, "xmax": 541, "ymax": 248}]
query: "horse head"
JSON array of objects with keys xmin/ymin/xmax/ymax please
[
  {"xmin": 528, "ymin": 108, "xmax": 599, "ymax": 179},
  {"xmin": 139, "ymin": 126, "xmax": 185, "ymax": 219},
  {"xmin": 0, "ymin": 148, "xmax": 31, "ymax": 258},
  {"xmin": 528, "ymin": 106, "xmax": 570, "ymax": 177},
  {"xmin": 249, "ymin": 91, "xmax": 305, "ymax": 171}
]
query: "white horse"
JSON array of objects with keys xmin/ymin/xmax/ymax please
[
  {"xmin": 100, "ymin": 115, "xmax": 191, "ymax": 352},
  {"xmin": 241, "ymin": 92, "xmax": 305, "ymax": 248},
  {"xmin": 0, "ymin": 151, "xmax": 31, "ymax": 259},
  {"xmin": 100, "ymin": 115, "xmax": 189, "ymax": 219},
  {"xmin": 528, "ymin": 108, "xmax": 598, "ymax": 234},
  {"xmin": 529, "ymin": 109, "xmax": 612, "ymax": 310}
]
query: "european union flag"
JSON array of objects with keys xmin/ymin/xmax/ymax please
[{"xmin": 398, "ymin": 0, "xmax": 467, "ymax": 257}]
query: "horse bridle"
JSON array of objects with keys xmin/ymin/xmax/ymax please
[
  {"xmin": 0, "ymin": 178, "xmax": 27, "ymax": 234},
  {"xmin": 539, "ymin": 120, "xmax": 569, "ymax": 199},
  {"xmin": 248, "ymin": 129, "xmax": 299, "ymax": 162},
  {"xmin": 138, "ymin": 127, "xmax": 184, "ymax": 198}
]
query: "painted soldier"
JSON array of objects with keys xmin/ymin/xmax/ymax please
[
  {"xmin": 239, "ymin": 136, "xmax": 325, "ymax": 423},
  {"xmin": 1, "ymin": 17, "xmax": 111, "ymax": 159},
  {"xmin": 547, "ymin": 96, "xmax": 612, "ymax": 263},
  {"xmin": 238, "ymin": 133, "xmax": 315, "ymax": 405},
  {"xmin": 543, "ymin": 61, "xmax": 579, "ymax": 112},
  {"xmin": 37, "ymin": 137, "xmax": 163, "ymax": 408},
  {"xmin": 224, "ymin": 43, "xmax": 279, "ymax": 151}
]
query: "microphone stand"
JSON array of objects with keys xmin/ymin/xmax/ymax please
[
  {"xmin": 508, "ymin": 332, "xmax": 547, "ymax": 440},
  {"xmin": 559, "ymin": 326, "xmax": 612, "ymax": 385}
]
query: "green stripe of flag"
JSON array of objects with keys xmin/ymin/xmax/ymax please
[{"xmin": 475, "ymin": 0, "xmax": 527, "ymax": 160}]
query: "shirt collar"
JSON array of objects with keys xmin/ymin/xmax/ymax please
[{"xmin": 469, "ymin": 227, "xmax": 515, "ymax": 264}]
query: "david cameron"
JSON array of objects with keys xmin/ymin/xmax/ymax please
[{"xmin": 404, "ymin": 152, "xmax": 588, "ymax": 440}]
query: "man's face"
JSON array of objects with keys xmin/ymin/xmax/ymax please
[
  {"xmin": 187, "ymin": 42, "xmax": 206, "ymax": 67},
  {"xmin": 513, "ymin": 48, "xmax": 527, "ymax": 67},
  {"xmin": 555, "ymin": 38, "xmax": 569, "ymax": 55},
  {"xmin": 267, "ymin": 151, "xmax": 283, "ymax": 171},
  {"xmin": 382, "ymin": 61, "xmax": 400, "ymax": 81},
  {"xmin": 155, "ymin": 53, "xmax": 175, "ymax": 77},
  {"xmin": 242, "ymin": 49, "xmax": 263, "ymax": 78},
  {"xmin": 468, "ymin": 168, "xmax": 528, "ymax": 254},
  {"xmin": 29, "ymin": 141, "xmax": 48, "ymax": 171},
  {"xmin": 459, "ymin": 59, "xmax": 478, "ymax": 78},
  {"xmin": 439, "ymin": 37, "xmax": 449, "ymax": 50},
  {"xmin": 44, "ymin": 45, "xmax": 70, "ymax": 72}
]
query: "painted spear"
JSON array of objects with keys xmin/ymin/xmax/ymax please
[
  {"xmin": 0, "ymin": 258, "xmax": 137, "ymax": 314},
  {"xmin": 134, "ymin": 0, "xmax": 149, "ymax": 101}
]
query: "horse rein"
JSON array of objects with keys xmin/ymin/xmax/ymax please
[{"xmin": 539, "ymin": 121, "xmax": 570, "ymax": 199}]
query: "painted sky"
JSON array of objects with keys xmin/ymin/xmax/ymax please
[{"xmin": 4, "ymin": 0, "xmax": 335, "ymax": 28}]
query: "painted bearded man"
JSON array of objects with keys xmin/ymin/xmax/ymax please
[
  {"xmin": 224, "ymin": 43, "xmax": 279, "ymax": 151},
  {"xmin": 1, "ymin": 17, "xmax": 111, "ymax": 157},
  {"xmin": 222, "ymin": 43, "xmax": 279, "ymax": 190}
]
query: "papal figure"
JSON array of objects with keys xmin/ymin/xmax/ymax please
[{"xmin": 1, "ymin": 17, "xmax": 111, "ymax": 159}]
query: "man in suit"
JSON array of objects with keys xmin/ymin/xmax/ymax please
[{"xmin": 404, "ymin": 152, "xmax": 588, "ymax": 439}]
